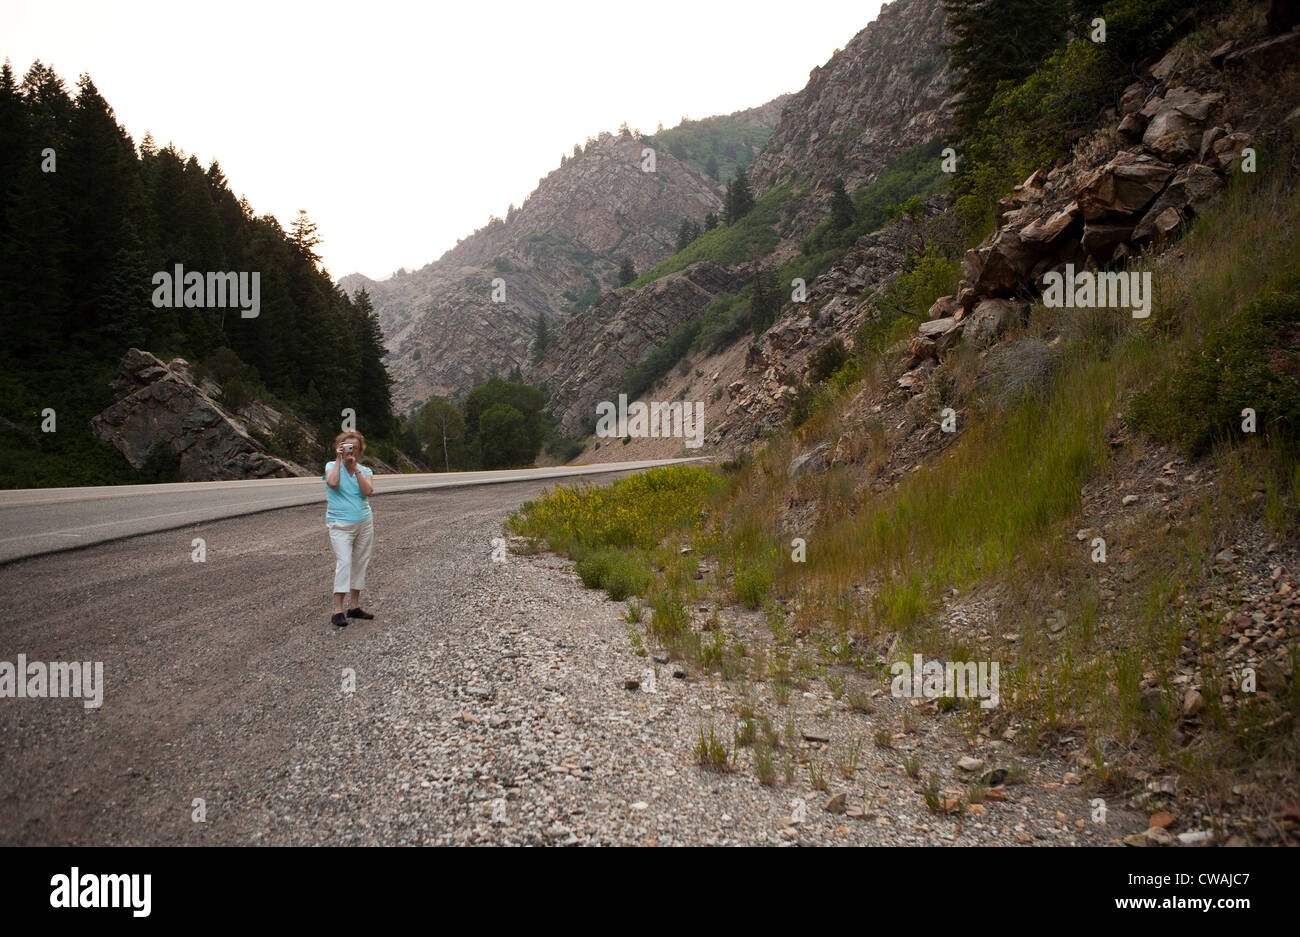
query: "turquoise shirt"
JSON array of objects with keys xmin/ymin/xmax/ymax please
[{"xmin": 323, "ymin": 461, "xmax": 374, "ymax": 523}]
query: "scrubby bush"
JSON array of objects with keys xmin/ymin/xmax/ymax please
[
  {"xmin": 1130, "ymin": 283, "xmax": 1300, "ymax": 456},
  {"xmin": 807, "ymin": 338, "xmax": 849, "ymax": 384},
  {"xmin": 575, "ymin": 548, "xmax": 653, "ymax": 600}
]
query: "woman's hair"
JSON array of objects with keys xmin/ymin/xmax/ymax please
[{"xmin": 333, "ymin": 430, "xmax": 366, "ymax": 454}]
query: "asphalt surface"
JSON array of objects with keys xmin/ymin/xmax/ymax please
[{"xmin": 0, "ymin": 460, "xmax": 697, "ymax": 564}]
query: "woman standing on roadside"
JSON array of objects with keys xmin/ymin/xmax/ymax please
[{"xmin": 323, "ymin": 431, "xmax": 376, "ymax": 627}]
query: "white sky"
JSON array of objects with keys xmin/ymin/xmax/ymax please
[{"xmin": 5, "ymin": 0, "xmax": 884, "ymax": 280}]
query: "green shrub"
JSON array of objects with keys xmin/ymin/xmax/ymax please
[
  {"xmin": 734, "ymin": 558, "xmax": 774, "ymax": 608},
  {"xmin": 807, "ymin": 338, "xmax": 849, "ymax": 384},
  {"xmin": 575, "ymin": 548, "xmax": 653, "ymax": 600},
  {"xmin": 1130, "ymin": 283, "xmax": 1300, "ymax": 456}
]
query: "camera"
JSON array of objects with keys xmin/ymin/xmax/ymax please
[{"xmin": 343, "ymin": 444, "xmax": 355, "ymax": 452}]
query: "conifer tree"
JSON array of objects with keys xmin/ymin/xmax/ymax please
[
  {"xmin": 724, "ymin": 166, "xmax": 754, "ymax": 224},
  {"xmin": 829, "ymin": 178, "xmax": 854, "ymax": 231}
]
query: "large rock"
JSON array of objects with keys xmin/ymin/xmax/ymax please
[
  {"xmin": 926, "ymin": 294, "xmax": 960, "ymax": 320},
  {"xmin": 1223, "ymin": 30, "xmax": 1300, "ymax": 72},
  {"xmin": 1076, "ymin": 151, "xmax": 1176, "ymax": 222},
  {"xmin": 1132, "ymin": 163, "xmax": 1224, "ymax": 246},
  {"xmin": 91, "ymin": 349, "xmax": 314, "ymax": 481},
  {"xmin": 1142, "ymin": 88, "xmax": 1223, "ymax": 162},
  {"xmin": 961, "ymin": 228, "xmax": 1044, "ymax": 297},
  {"xmin": 789, "ymin": 443, "xmax": 830, "ymax": 477},
  {"xmin": 1018, "ymin": 201, "xmax": 1081, "ymax": 247},
  {"xmin": 1210, "ymin": 131, "xmax": 1254, "ymax": 172},
  {"xmin": 963, "ymin": 299, "xmax": 1027, "ymax": 349},
  {"xmin": 1082, "ymin": 221, "xmax": 1138, "ymax": 263}
]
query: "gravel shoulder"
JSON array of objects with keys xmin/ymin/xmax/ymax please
[{"xmin": 0, "ymin": 478, "xmax": 1142, "ymax": 845}]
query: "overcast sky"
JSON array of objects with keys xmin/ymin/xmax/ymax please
[{"xmin": 6, "ymin": 0, "xmax": 884, "ymax": 280}]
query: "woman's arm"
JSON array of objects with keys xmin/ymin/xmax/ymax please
[
  {"xmin": 358, "ymin": 467, "xmax": 374, "ymax": 497},
  {"xmin": 325, "ymin": 450, "xmax": 342, "ymax": 488}
]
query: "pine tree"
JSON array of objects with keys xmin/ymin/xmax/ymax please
[
  {"xmin": 829, "ymin": 178, "xmax": 854, "ymax": 231},
  {"xmin": 750, "ymin": 269, "xmax": 782, "ymax": 335},
  {"xmin": 289, "ymin": 209, "xmax": 322, "ymax": 266},
  {"xmin": 532, "ymin": 311, "xmax": 550, "ymax": 364},
  {"xmin": 724, "ymin": 167, "xmax": 754, "ymax": 225},
  {"xmin": 704, "ymin": 212, "xmax": 719, "ymax": 231},
  {"xmin": 618, "ymin": 256, "xmax": 636, "ymax": 287},
  {"xmin": 676, "ymin": 217, "xmax": 694, "ymax": 253}
]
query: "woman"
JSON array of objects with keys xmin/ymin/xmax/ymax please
[{"xmin": 323, "ymin": 431, "xmax": 376, "ymax": 627}]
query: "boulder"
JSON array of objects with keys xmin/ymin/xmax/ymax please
[
  {"xmin": 788, "ymin": 444, "xmax": 830, "ymax": 477},
  {"xmin": 1223, "ymin": 30, "xmax": 1300, "ymax": 72},
  {"xmin": 1076, "ymin": 151, "xmax": 1176, "ymax": 222},
  {"xmin": 963, "ymin": 299, "xmax": 1027, "ymax": 349},
  {"xmin": 907, "ymin": 335, "xmax": 937, "ymax": 366},
  {"xmin": 956, "ymin": 286, "xmax": 978, "ymax": 316},
  {"xmin": 1141, "ymin": 89, "xmax": 1223, "ymax": 160},
  {"xmin": 91, "ymin": 349, "xmax": 313, "ymax": 481},
  {"xmin": 1132, "ymin": 163, "xmax": 1224, "ymax": 246},
  {"xmin": 914, "ymin": 316, "xmax": 964, "ymax": 361},
  {"xmin": 926, "ymin": 294, "xmax": 960, "ymax": 320},
  {"xmin": 1119, "ymin": 82, "xmax": 1147, "ymax": 116},
  {"xmin": 1149, "ymin": 48, "xmax": 1183, "ymax": 81},
  {"xmin": 1132, "ymin": 206, "xmax": 1184, "ymax": 248},
  {"xmin": 1082, "ymin": 221, "xmax": 1138, "ymax": 263},
  {"xmin": 1148, "ymin": 129, "xmax": 1201, "ymax": 162},
  {"xmin": 1182, "ymin": 163, "xmax": 1226, "ymax": 213},
  {"xmin": 1211, "ymin": 131, "xmax": 1253, "ymax": 172},
  {"xmin": 1018, "ymin": 201, "xmax": 1081, "ymax": 247},
  {"xmin": 1198, "ymin": 126, "xmax": 1226, "ymax": 163},
  {"xmin": 961, "ymin": 228, "xmax": 1043, "ymax": 296},
  {"xmin": 918, "ymin": 316, "xmax": 961, "ymax": 338},
  {"xmin": 1117, "ymin": 112, "xmax": 1147, "ymax": 144}
]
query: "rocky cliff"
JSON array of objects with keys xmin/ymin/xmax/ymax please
[
  {"xmin": 537, "ymin": 261, "xmax": 750, "ymax": 438},
  {"xmin": 747, "ymin": 0, "xmax": 953, "ymax": 240},
  {"xmin": 90, "ymin": 349, "xmax": 404, "ymax": 481},
  {"xmin": 340, "ymin": 130, "xmax": 732, "ymax": 411}
]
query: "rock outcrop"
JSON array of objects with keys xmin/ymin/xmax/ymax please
[
  {"xmin": 746, "ymin": 0, "xmax": 953, "ymax": 241},
  {"xmin": 538, "ymin": 261, "xmax": 749, "ymax": 437},
  {"xmin": 341, "ymin": 129, "xmax": 734, "ymax": 410},
  {"xmin": 899, "ymin": 74, "xmax": 1251, "ymax": 380},
  {"xmin": 91, "ymin": 349, "xmax": 318, "ymax": 481}
]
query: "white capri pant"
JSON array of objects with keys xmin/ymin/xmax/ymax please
[{"xmin": 327, "ymin": 516, "xmax": 374, "ymax": 593}]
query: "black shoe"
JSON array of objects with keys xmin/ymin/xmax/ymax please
[
  {"xmin": 347, "ymin": 607, "xmax": 375, "ymax": 620},
  {"xmin": 331, "ymin": 612, "xmax": 348, "ymax": 627}
]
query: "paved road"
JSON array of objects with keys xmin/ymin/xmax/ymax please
[{"xmin": 0, "ymin": 460, "xmax": 698, "ymax": 564}]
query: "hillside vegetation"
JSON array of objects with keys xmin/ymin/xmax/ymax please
[{"xmin": 513, "ymin": 0, "xmax": 1300, "ymax": 838}]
